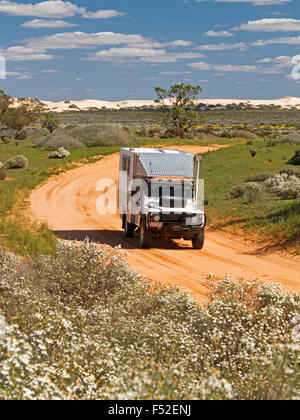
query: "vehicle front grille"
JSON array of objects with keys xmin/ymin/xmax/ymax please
[{"xmin": 161, "ymin": 213, "xmax": 187, "ymax": 223}]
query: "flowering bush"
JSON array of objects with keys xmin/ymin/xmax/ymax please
[
  {"xmin": 265, "ymin": 174, "xmax": 300, "ymax": 200},
  {"xmin": 0, "ymin": 242, "xmax": 299, "ymax": 400},
  {"xmin": 47, "ymin": 147, "xmax": 70, "ymax": 159},
  {"xmin": 230, "ymin": 182, "xmax": 262, "ymax": 203},
  {"xmin": 5, "ymin": 155, "xmax": 28, "ymax": 169}
]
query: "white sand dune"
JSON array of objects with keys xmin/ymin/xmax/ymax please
[{"xmin": 42, "ymin": 96, "xmax": 300, "ymax": 112}]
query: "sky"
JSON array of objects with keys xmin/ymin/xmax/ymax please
[{"xmin": 0, "ymin": 0, "xmax": 300, "ymax": 101}]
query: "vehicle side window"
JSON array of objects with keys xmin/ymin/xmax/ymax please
[{"xmin": 122, "ymin": 157, "xmax": 130, "ymax": 174}]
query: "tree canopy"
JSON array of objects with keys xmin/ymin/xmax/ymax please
[
  {"xmin": 155, "ymin": 83, "xmax": 203, "ymax": 138},
  {"xmin": 0, "ymin": 90, "xmax": 45, "ymax": 135}
]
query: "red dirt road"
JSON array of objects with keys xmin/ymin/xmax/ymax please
[{"xmin": 30, "ymin": 146, "xmax": 300, "ymax": 302}]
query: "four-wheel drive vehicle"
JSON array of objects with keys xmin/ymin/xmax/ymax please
[{"xmin": 119, "ymin": 148, "xmax": 207, "ymax": 249}]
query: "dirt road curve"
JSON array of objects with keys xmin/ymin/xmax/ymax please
[{"xmin": 30, "ymin": 145, "xmax": 300, "ymax": 302}]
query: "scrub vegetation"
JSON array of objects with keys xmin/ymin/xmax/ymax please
[
  {"xmin": 200, "ymin": 141, "xmax": 300, "ymax": 251},
  {"xmin": 0, "ymin": 242, "xmax": 299, "ymax": 400}
]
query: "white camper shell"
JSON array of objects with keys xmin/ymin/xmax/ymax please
[{"xmin": 119, "ymin": 148, "xmax": 207, "ymax": 249}]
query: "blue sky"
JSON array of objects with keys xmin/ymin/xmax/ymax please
[{"xmin": 0, "ymin": 0, "xmax": 299, "ymax": 101}]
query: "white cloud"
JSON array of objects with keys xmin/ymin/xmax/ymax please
[
  {"xmin": 26, "ymin": 32, "xmax": 157, "ymax": 50},
  {"xmin": 89, "ymin": 47, "xmax": 204, "ymax": 63},
  {"xmin": 0, "ymin": 45, "xmax": 53, "ymax": 61},
  {"xmin": 21, "ymin": 19, "xmax": 77, "ymax": 28},
  {"xmin": 0, "ymin": 1, "xmax": 125, "ymax": 20},
  {"xmin": 188, "ymin": 61, "xmax": 284, "ymax": 74},
  {"xmin": 82, "ymin": 10, "xmax": 125, "ymax": 19},
  {"xmin": 256, "ymin": 55, "xmax": 293, "ymax": 67},
  {"xmin": 159, "ymin": 71, "xmax": 192, "ymax": 75},
  {"xmin": 197, "ymin": 42, "xmax": 248, "ymax": 51},
  {"xmin": 0, "ymin": 0, "xmax": 83, "ymax": 18},
  {"xmin": 237, "ymin": 18, "xmax": 300, "ymax": 32},
  {"xmin": 213, "ymin": 0, "xmax": 291, "ymax": 5},
  {"xmin": 189, "ymin": 61, "xmax": 259, "ymax": 72},
  {"xmin": 253, "ymin": 36, "xmax": 300, "ymax": 47},
  {"xmin": 205, "ymin": 30, "xmax": 234, "ymax": 37}
]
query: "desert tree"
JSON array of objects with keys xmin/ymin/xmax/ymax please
[
  {"xmin": 154, "ymin": 83, "xmax": 203, "ymax": 138},
  {"xmin": 41, "ymin": 112, "xmax": 59, "ymax": 134},
  {"xmin": 0, "ymin": 89, "xmax": 13, "ymax": 127},
  {"xmin": 2, "ymin": 96, "xmax": 45, "ymax": 138}
]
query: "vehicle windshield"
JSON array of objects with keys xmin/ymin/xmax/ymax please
[{"xmin": 146, "ymin": 181, "xmax": 194, "ymax": 203}]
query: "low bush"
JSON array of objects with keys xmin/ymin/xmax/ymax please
[
  {"xmin": 36, "ymin": 133, "xmax": 83, "ymax": 150},
  {"xmin": 23, "ymin": 126, "xmax": 48, "ymax": 139},
  {"xmin": 47, "ymin": 147, "xmax": 70, "ymax": 159},
  {"xmin": 231, "ymin": 130, "xmax": 258, "ymax": 140},
  {"xmin": 245, "ymin": 173, "xmax": 274, "ymax": 183},
  {"xmin": 243, "ymin": 182, "xmax": 263, "ymax": 203},
  {"xmin": 288, "ymin": 150, "xmax": 300, "ymax": 166},
  {"xmin": 275, "ymin": 181, "xmax": 300, "ymax": 200},
  {"xmin": 0, "ymin": 136, "xmax": 10, "ymax": 145},
  {"xmin": 230, "ymin": 182, "xmax": 263, "ymax": 203},
  {"xmin": 280, "ymin": 168, "xmax": 300, "ymax": 178},
  {"xmin": 68, "ymin": 124, "xmax": 133, "ymax": 147},
  {"xmin": 5, "ymin": 155, "xmax": 28, "ymax": 169},
  {"xmin": 97, "ymin": 126, "xmax": 133, "ymax": 147},
  {"xmin": 0, "ymin": 242, "xmax": 299, "ymax": 400},
  {"xmin": 281, "ymin": 134, "xmax": 300, "ymax": 145},
  {"xmin": 15, "ymin": 129, "xmax": 27, "ymax": 140},
  {"xmin": 265, "ymin": 174, "xmax": 300, "ymax": 200},
  {"xmin": 230, "ymin": 184, "xmax": 245, "ymax": 199}
]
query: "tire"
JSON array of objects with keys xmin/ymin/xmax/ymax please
[
  {"xmin": 124, "ymin": 216, "xmax": 135, "ymax": 238},
  {"xmin": 192, "ymin": 230, "xmax": 205, "ymax": 250},
  {"xmin": 139, "ymin": 222, "xmax": 152, "ymax": 249}
]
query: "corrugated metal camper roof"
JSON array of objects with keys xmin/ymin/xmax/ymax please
[{"xmin": 136, "ymin": 149, "xmax": 194, "ymax": 178}]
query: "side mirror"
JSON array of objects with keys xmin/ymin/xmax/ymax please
[{"xmin": 203, "ymin": 200, "xmax": 209, "ymax": 206}]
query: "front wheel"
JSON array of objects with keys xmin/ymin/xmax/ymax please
[
  {"xmin": 124, "ymin": 216, "xmax": 135, "ymax": 238},
  {"xmin": 192, "ymin": 230, "xmax": 205, "ymax": 250},
  {"xmin": 139, "ymin": 222, "xmax": 152, "ymax": 249}
]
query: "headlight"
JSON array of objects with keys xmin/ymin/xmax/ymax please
[
  {"xmin": 153, "ymin": 214, "xmax": 161, "ymax": 222},
  {"xmin": 186, "ymin": 214, "xmax": 204, "ymax": 226}
]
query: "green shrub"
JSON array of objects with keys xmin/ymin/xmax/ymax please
[
  {"xmin": 232, "ymin": 130, "xmax": 257, "ymax": 140},
  {"xmin": 67, "ymin": 124, "xmax": 133, "ymax": 147},
  {"xmin": 243, "ymin": 182, "xmax": 263, "ymax": 203},
  {"xmin": 230, "ymin": 184, "xmax": 245, "ymax": 199},
  {"xmin": 0, "ymin": 165, "xmax": 6, "ymax": 180},
  {"xmin": 219, "ymin": 131, "xmax": 233, "ymax": 139},
  {"xmin": 0, "ymin": 136, "xmax": 10, "ymax": 144},
  {"xmin": 5, "ymin": 155, "xmax": 28, "ymax": 169},
  {"xmin": 275, "ymin": 182, "xmax": 299, "ymax": 200},
  {"xmin": 36, "ymin": 133, "xmax": 83, "ymax": 150},
  {"xmin": 245, "ymin": 173, "xmax": 274, "ymax": 182},
  {"xmin": 24, "ymin": 126, "xmax": 48, "ymax": 139},
  {"xmin": 15, "ymin": 129, "xmax": 27, "ymax": 140},
  {"xmin": 230, "ymin": 182, "xmax": 262, "ymax": 202},
  {"xmin": 288, "ymin": 150, "xmax": 300, "ymax": 166},
  {"xmin": 280, "ymin": 168, "xmax": 300, "ymax": 178},
  {"xmin": 281, "ymin": 134, "xmax": 300, "ymax": 145}
]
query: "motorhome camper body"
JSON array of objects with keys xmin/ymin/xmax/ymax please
[{"xmin": 119, "ymin": 148, "xmax": 206, "ymax": 249}]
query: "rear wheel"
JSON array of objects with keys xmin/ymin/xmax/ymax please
[
  {"xmin": 192, "ymin": 230, "xmax": 205, "ymax": 250},
  {"xmin": 139, "ymin": 222, "xmax": 152, "ymax": 249},
  {"xmin": 124, "ymin": 216, "xmax": 135, "ymax": 238}
]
